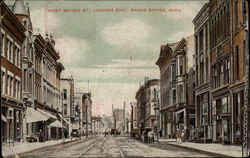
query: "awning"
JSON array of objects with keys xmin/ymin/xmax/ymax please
[
  {"xmin": 49, "ymin": 120, "xmax": 62, "ymax": 128},
  {"xmin": 26, "ymin": 107, "xmax": 48, "ymax": 123},
  {"xmin": 37, "ymin": 109, "xmax": 57, "ymax": 120},
  {"xmin": 1, "ymin": 114, "xmax": 7, "ymax": 122}
]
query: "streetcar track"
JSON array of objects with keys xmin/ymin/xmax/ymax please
[
  {"xmin": 114, "ymin": 138, "xmax": 125, "ymax": 158},
  {"xmin": 78, "ymin": 137, "xmax": 108, "ymax": 157},
  {"xmin": 117, "ymin": 138, "xmax": 144, "ymax": 157},
  {"xmin": 99, "ymin": 137, "xmax": 109, "ymax": 158}
]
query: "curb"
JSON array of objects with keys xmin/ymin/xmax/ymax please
[
  {"xmin": 160, "ymin": 141, "xmax": 233, "ymax": 157},
  {"xmin": 4, "ymin": 137, "xmax": 92, "ymax": 158}
]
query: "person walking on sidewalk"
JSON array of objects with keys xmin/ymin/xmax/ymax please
[
  {"xmin": 176, "ymin": 130, "xmax": 181, "ymax": 144},
  {"xmin": 148, "ymin": 131, "xmax": 152, "ymax": 144},
  {"xmin": 181, "ymin": 130, "xmax": 185, "ymax": 143}
]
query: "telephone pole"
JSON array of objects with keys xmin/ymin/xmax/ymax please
[{"xmin": 242, "ymin": 0, "xmax": 250, "ymax": 156}]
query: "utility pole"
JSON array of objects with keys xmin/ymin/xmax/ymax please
[
  {"xmin": 242, "ymin": 0, "xmax": 249, "ymax": 156},
  {"xmin": 85, "ymin": 94, "xmax": 88, "ymax": 138},
  {"xmin": 123, "ymin": 102, "xmax": 126, "ymax": 134}
]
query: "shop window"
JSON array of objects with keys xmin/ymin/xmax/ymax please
[{"xmin": 222, "ymin": 97, "xmax": 229, "ymax": 114}]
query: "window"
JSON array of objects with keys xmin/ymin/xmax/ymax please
[
  {"xmin": 17, "ymin": 82, "xmax": 20, "ymax": 99},
  {"xmin": 195, "ymin": 35, "xmax": 198, "ymax": 54},
  {"xmin": 9, "ymin": 42, "xmax": 12, "ymax": 62},
  {"xmin": 179, "ymin": 56, "xmax": 184, "ymax": 75},
  {"xmin": 219, "ymin": 64, "xmax": 224, "ymax": 87},
  {"xmin": 213, "ymin": 66, "xmax": 218, "ymax": 89},
  {"xmin": 225, "ymin": 58, "xmax": 230, "ymax": 84},
  {"xmin": 222, "ymin": 96, "xmax": 229, "ymax": 114},
  {"xmin": 6, "ymin": 39, "xmax": 9, "ymax": 59},
  {"xmin": 63, "ymin": 104, "xmax": 67, "ymax": 115},
  {"xmin": 235, "ymin": 46, "xmax": 240, "ymax": 81},
  {"xmin": 177, "ymin": 84, "xmax": 184, "ymax": 103},
  {"xmin": 234, "ymin": 0, "xmax": 238, "ymax": 31},
  {"xmin": 242, "ymin": 0, "xmax": 247, "ymax": 24},
  {"xmin": 200, "ymin": 53, "xmax": 204, "ymax": 83},
  {"xmin": 172, "ymin": 89, "xmax": 176, "ymax": 104},
  {"xmin": 1, "ymin": 33, "xmax": 5, "ymax": 56},
  {"xmin": 205, "ymin": 54, "xmax": 209, "ymax": 81},
  {"xmin": 9, "ymin": 77, "xmax": 13, "ymax": 96},
  {"xmin": 24, "ymin": 69, "xmax": 27, "ymax": 92},
  {"xmin": 171, "ymin": 63, "xmax": 176, "ymax": 81},
  {"xmin": 13, "ymin": 80, "xmax": 16, "ymax": 98},
  {"xmin": 6, "ymin": 75, "xmax": 9, "ymax": 94},
  {"xmin": 63, "ymin": 89, "xmax": 67, "ymax": 99},
  {"xmin": 1, "ymin": 71, "xmax": 5, "ymax": 93},
  {"xmin": 199, "ymin": 29, "xmax": 204, "ymax": 52}
]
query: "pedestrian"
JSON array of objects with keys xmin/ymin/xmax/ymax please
[
  {"xmin": 176, "ymin": 130, "xmax": 181, "ymax": 144},
  {"xmin": 181, "ymin": 130, "xmax": 185, "ymax": 142},
  {"xmin": 151, "ymin": 131, "xmax": 155, "ymax": 143},
  {"xmin": 159, "ymin": 130, "xmax": 162, "ymax": 137},
  {"xmin": 148, "ymin": 131, "xmax": 152, "ymax": 144}
]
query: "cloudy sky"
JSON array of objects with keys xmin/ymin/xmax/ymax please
[{"xmin": 10, "ymin": 0, "xmax": 207, "ymax": 116}]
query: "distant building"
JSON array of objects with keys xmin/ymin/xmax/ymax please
[
  {"xmin": 82, "ymin": 93, "xmax": 92, "ymax": 134},
  {"xmin": 61, "ymin": 76, "xmax": 75, "ymax": 137},
  {"xmin": 135, "ymin": 78, "xmax": 160, "ymax": 139}
]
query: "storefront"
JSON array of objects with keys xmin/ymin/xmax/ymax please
[
  {"xmin": 212, "ymin": 95, "xmax": 231, "ymax": 144},
  {"xmin": 1, "ymin": 104, "xmax": 23, "ymax": 143}
]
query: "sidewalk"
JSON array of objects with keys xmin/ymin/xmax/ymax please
[
  {"xmin": 159, "ymin": 138, "xmax": 242, "ymax": 157},
  {"xmin": 2, "ymin": 137, "xmax": 83, "ymax": 157}
]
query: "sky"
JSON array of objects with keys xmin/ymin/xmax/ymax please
[{"xmin": 7, "ymin": 0, "xmax": 207, "ymax": 116}]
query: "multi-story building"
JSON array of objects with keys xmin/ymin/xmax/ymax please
[
  {"xmin": 156, "ymin": 43, "xmax": 178, "ymax": 138},
  {"xmin": 156, "ymin": 35, "xmax": 195, "ymax": 140},
  {"xmin": 2, "ymin": 0, "xmax": 65, "ymax": 142},
  {"xmin": 209, "ymin": 0, "xmax": 232, "ymax": 144},
  {"xmin": 74, "ymin": 91, "xmax": 85, "ymax": 134},
  {"xmin": 1, "ymin": 1, "xmax": 26, "ymax": 143},
  {"xmin": 171, "ymin": 36, "xmax": 195, "ymax": 141},
  {"xmin": 144, "ymin": 79, "xmax": 160, "ymax": 133},
  {"xmin": 135, "ymin": 78, "xmax": 160, "ymax": 139},
  {"xmin": 135, "ymin": 84, "xmax": 146, "ymax": 139},
  {"xmin": 230, "ymin": 0, "xmax": 248, "ymax": 144},
  {"xmin": 130, "ymin": 102, "xmax": 139, "ymax": 138},
  {"xmin": 91, "ymin": 116, "xmax": 104, "ymax": 134},
  {"xmin": 61, "ymin": 76, "xmax": 75, "ymax": 136},
  {"xmin": 82, "ymin": 92, "xmax": 92, "ymax": 134},
  {"xmin": 193, "ymin": 3, "xmax": 212, "ymax": 142}
]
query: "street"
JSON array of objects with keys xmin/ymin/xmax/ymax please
[{"xmin": 19, "ymin": 135, "xmax": 210, "ymax": 157}]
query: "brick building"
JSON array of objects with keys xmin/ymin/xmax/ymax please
[
  {"xmin": 193, "ymin": 3, "xmax": 212, "ymax": 142},
  {"xmin": 209, "ymin": 0, "xmax": 232, "ymax": 144},
  {"xmin": 1, "ymin": 1, "xmax": 26, "ymax": 143},
  {"xmin": 229, "ymin": 0, "xmax": 248, "ymax": 144}
]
